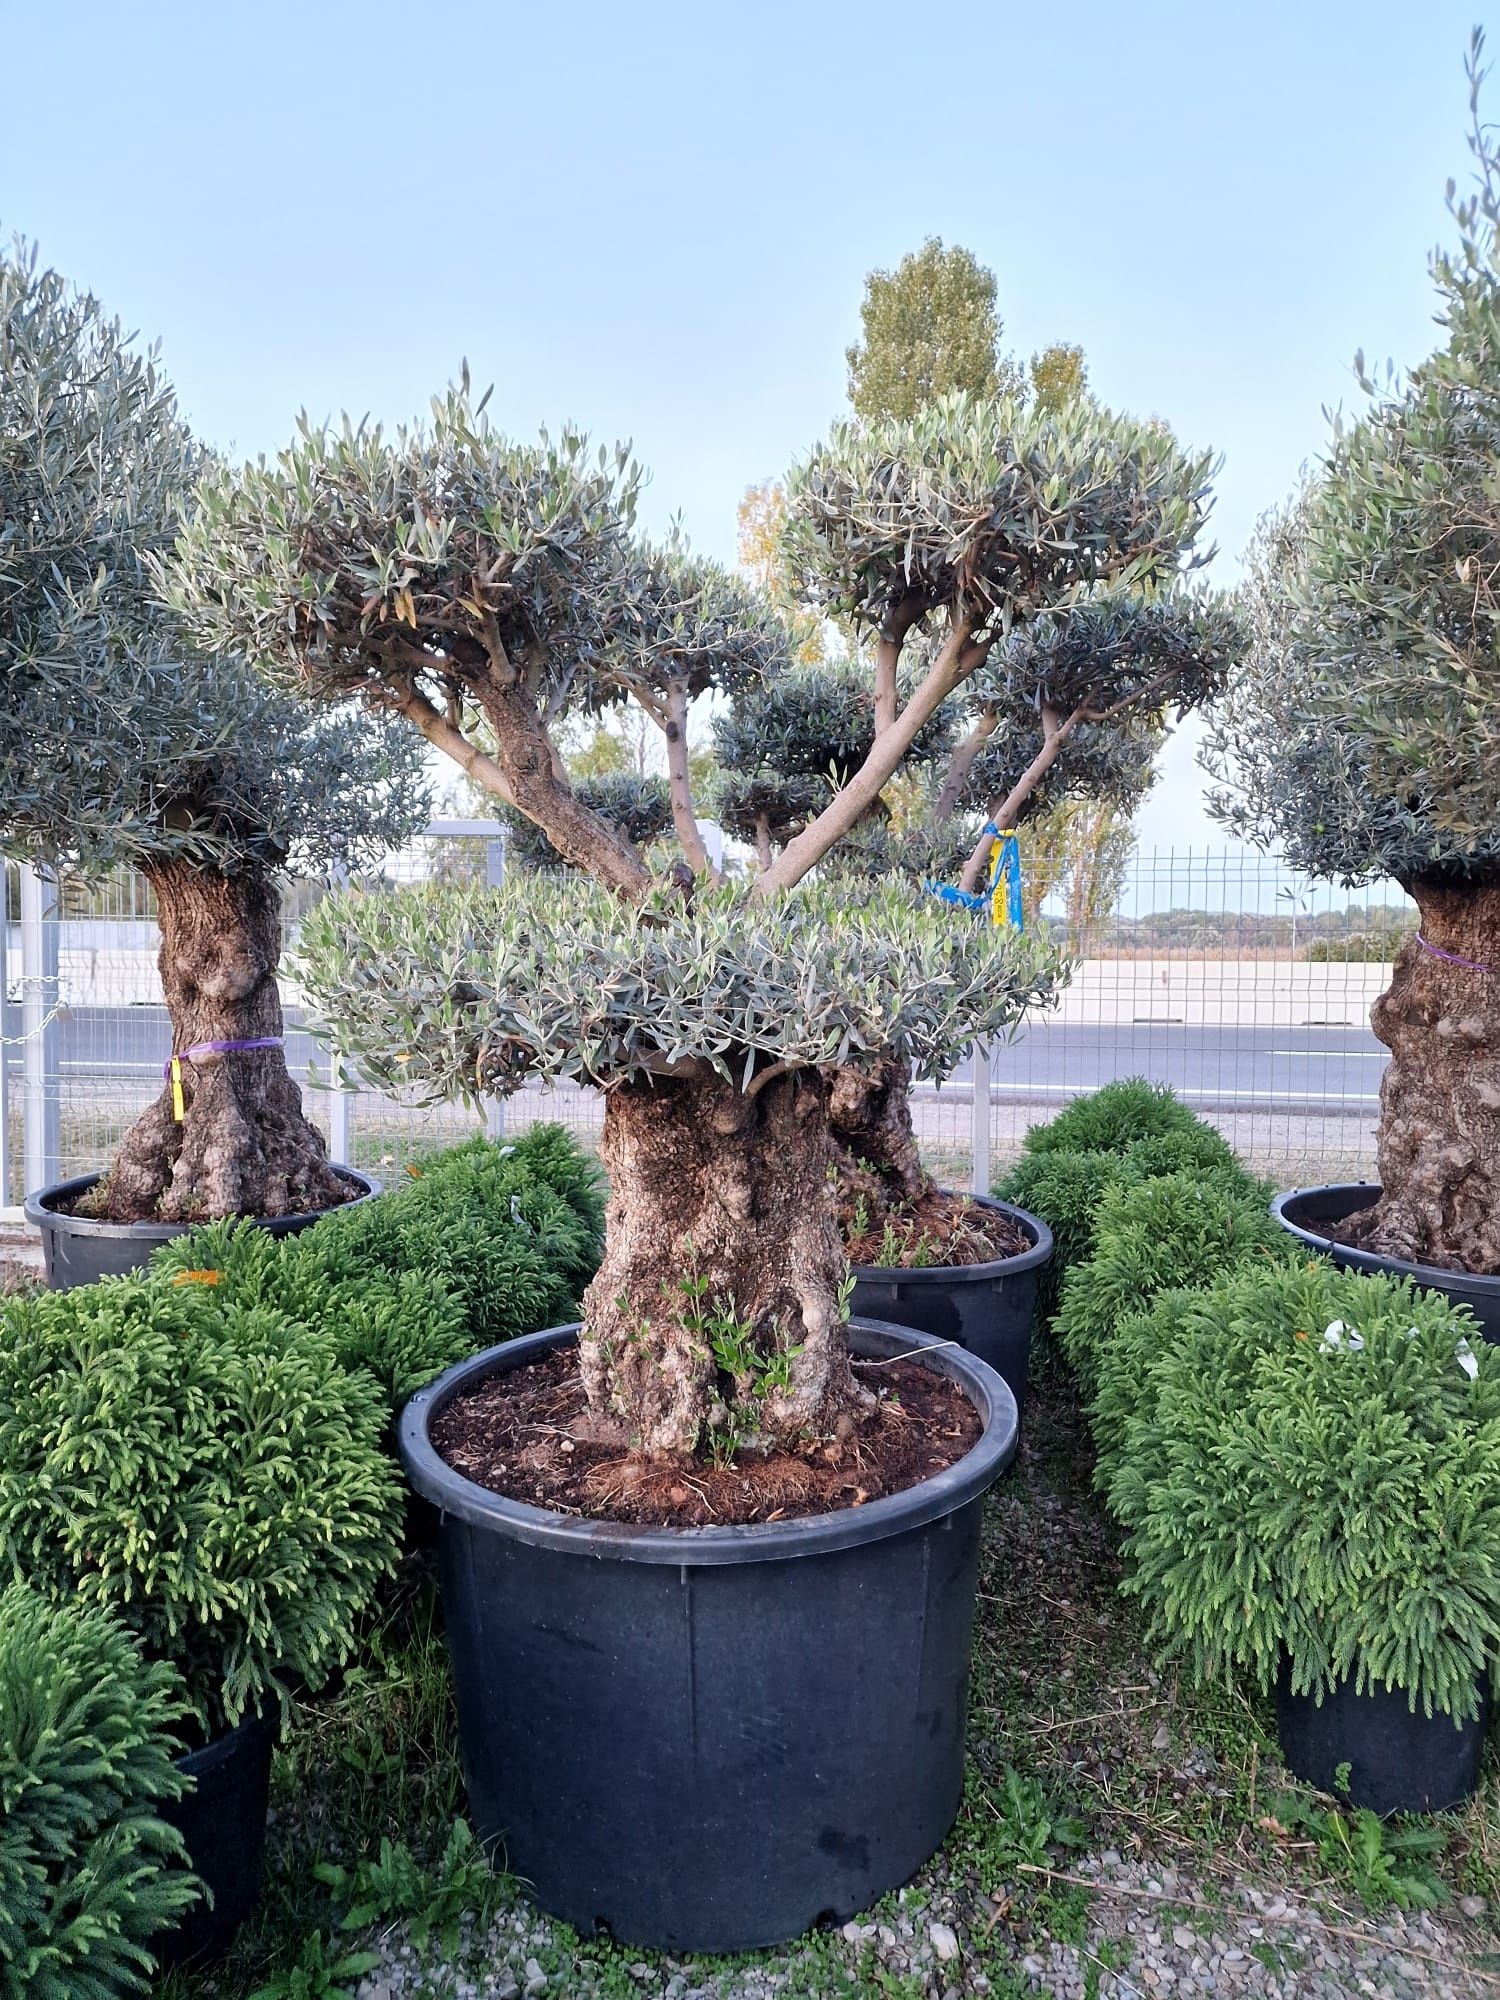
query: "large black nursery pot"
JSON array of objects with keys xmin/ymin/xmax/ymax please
[
  {"xmin": 1273, "ymin": 1183, "xmax": 1500, "ymax": 1344},
  {"xmin": 154, "ymin": 1705, "xmax": 278, "ymax": 1971},
  {"xmin": 849, "ymin": 1193, "xmax": 1052, "ymax": 1417},
  {"xmin": 1275, "ymin": 1664, "xmax": 1490, "ymax": 1816},
  {"xmin": 24, "ymin": 1167, "xmax": 382, "ymax": 1290},
  {"xmin": 399, "ymin": 1318, "xmax": 1019, "ymax": 1954}
]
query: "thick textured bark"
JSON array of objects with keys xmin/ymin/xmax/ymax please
[
  {"xmin": 579, "ymin": 1069, "xmax": 870, "ymax": 1454},
  {"xmin": 1356, "ymin": 877, "xmax": 1500, "ymax": 1272},
  {"xmin": 475, "ymin": 679, "xmax": 653, "ymax": 898},
  {"xmin": 827, "ymin": 1057, "xmax": 931, "ymax": 1209},
  {"xmin": 91, "ymin": 862, "xmax": 344, "ymax": 1223}
]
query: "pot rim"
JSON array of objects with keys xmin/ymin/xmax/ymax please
[
  {"xmin": 847, "ymin": 1191, "xmax": 1053, "ymax": 1286},
  {"xmin": 1273, "ymin": 1181, "xmax": 1500, "ymax": 1297},
  {"xmin": 23, "ymin": 1166, "xmax": 381, "ymax": 1242},
  {"xmin": 398, "ymin": 1317, "xmax": 1018, "ymax": 1566},
  {"xmin": 172, "ymin": 1702, "xmax": 278, "ymax": 1780}
]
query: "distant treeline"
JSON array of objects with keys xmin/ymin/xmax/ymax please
[{"xmin": 1046, "ymin": 903, "xmax": 1416, "ymax": 961}]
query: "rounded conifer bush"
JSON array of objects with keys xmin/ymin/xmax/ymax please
[
  {"xmin": 997, "ymin": 1117, "xmax": 1252, "ymax": 1322},
  {"xmin": 0, "ymin": 1582, "xmax": 196, "ymax": 2000},
  {"xmin": 1055, "ymin": 1168, "xmax": 1289, "ymax": 1388},
  {"xmin": 150, "ymin": 1129, "xmax": 605, "ymax": 1407},
  {"xmin": 0, "ymin": 1277, "xmax": 402, "ymax": 1731},
  {"xmin": 1100, "ymin": 1263, "xmax": 1500, "ymax": 1720},
  {"xmin": 1021, "ymin": 1078, "xmax": 1208, "ymax": 1159}
]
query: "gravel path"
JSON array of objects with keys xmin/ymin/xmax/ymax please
[{"xmin": 351, "ymin": 1850, "xmax": 1493, "ymax": 2000}]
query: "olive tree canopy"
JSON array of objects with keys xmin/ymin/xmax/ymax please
[{"xmin": 0, "ymin": 245, "xmax": 426, "ymax": 880}]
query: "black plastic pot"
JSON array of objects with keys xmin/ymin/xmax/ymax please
[
  {"xmin": 154, "ymin": 1705, "xmax": 278, "ymax": 1971},
  {"xmin": 1275, "ymin": 1663, "xmax": 1491, "ymax": 1815},
  {"xmin": 849, "ymin": 1193, "xmax": 1052, "ymax": 1415},
  {"xmin": 399, "ymin": 1318, "xmax": 1019, "ymax": 1953},
  {"xmin": 23, "ymin": 1167, "xmax": 382, "ymax": 1291},
  {"xmin": 1273, "ymin": 1183, "xmax": 1500, "ymax": 1345}
]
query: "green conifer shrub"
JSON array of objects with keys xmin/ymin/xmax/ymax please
[
  {"xmin": 308, "ymin": 1131, "xmax": 602, "ymax": 1351},
  {"xmin": 1100, "ymin": 1264, "xmax": 1500, "ymax": 1719},
  {"xmin": 149, "ymin": 1129, "xmax": 605, "ymax": 1406},
  {"xmin": 0, "ymin": 1582, "xmax": 197, "ymax": 2000},
  {"xmin": 1020, "ymin": 1077, "xmax": 1207, "ymax": 1158},
  {"xmin": 997, "ymin": 1119, "xmax": 1254, "ymax": 1322},
  {"xmin": 0, "ymin": 1277, "xmax": 402, "ymax": 1731},
  {"xmin": 1055, "ymin": 1168, "xmax": 1289, "ymax": 1388}
]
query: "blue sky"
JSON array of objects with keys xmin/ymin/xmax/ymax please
[{"xmin": 3, "ymin": 0, "xmax": 1492, "ymax": 854}]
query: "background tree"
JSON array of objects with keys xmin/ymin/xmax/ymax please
[
  {"xmin": 0, "ymin": 245, "xmax": 429, "ymax": 1221},
  {"xmin": 845, "ymin": 236, "xmax": 1084, "ymax": 424},
  {"xmin": 1203, "ymin": 37, "xmax": 1500, "ymax": 1273}
]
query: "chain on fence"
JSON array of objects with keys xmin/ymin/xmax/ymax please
[{"xmin": 1, "ymin": 842, "xmax": 1405, "ymax": 1214}]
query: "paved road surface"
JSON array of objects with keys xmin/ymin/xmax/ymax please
[
  {"xmin": 981, "ymin": 1020, "xmax": 1385, "ymax": 1115},
  {"xmin": 5, "ymin": 1004, "xmax": 1387, "ymax": 1118}
]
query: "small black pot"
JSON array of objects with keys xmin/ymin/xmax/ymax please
[
  {"xmin": 24, "ymin": 1167, "xmax": 382, "ymax": 1291},
  {"xmin": 1275, "ymin": 1663, "xmax": 1490, "ymax": 1815},
  {"xmin": 154, "ymin": 1705, "xmax": 278, "ymax": 1971},
  {"xmin": 849, "ymin": 1193, "xmax": 1052, "ymax": 1416},
  {"xmin": 1273, "ymin": 1183, "xmax": 1500, "ymax": 1344},
  {"xmin": 399, "ymin": 1318, "xmax": 1018, "ymax": 1953}
]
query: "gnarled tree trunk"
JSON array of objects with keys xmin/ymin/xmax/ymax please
[
  {"xmin": 1355, "ymin": 876, "xmax": 1500, "ymax": 1273},
  {"xmin": 827, "ymin": 1055, "xmax": 933, "ymax": 1217},
  {"xmin": 579, "ymin": 1068, "xmax": 870, "ymax": 1455},
  {"xmin": 87, "ymin": 860, "xmax": 345, "ymax": 1223}
]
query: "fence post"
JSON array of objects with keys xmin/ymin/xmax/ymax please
[
  {"xmin": 484, "ymin": 830, "xmax": 507, "ymax": 1143},
  {"xmin": 20, "ymin": 864, "xmax": 61, "ymax": 1196},
  {"xmin": 0, "ymin": 867, "xmax": 10, "ymax": 1209},
  {"xmin": 323, "ymin": 867, "xmax": 354, "ymax": 1164},
  {"xmin": 969, "ymin": 1042, "xmax": 991, "ymax": 1196}
]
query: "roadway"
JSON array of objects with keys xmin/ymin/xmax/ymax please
[{"xmin": 5, "ymin": 1005, "xmax": 1387, "ymax": 1119}]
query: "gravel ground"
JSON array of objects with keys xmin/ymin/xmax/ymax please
[{"xmin": 349, "ymin": 1850, "xmax": 1494, "ymax": 2000}]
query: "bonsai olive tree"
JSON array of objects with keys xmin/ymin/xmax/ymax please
[
  {"xmin": 297, "ymin": 879, "xmax": 1057, "ymax": 1451},
  {"xmin": 165, "ymin": 383, "xmax": 1211, "ymax": 1456},
  {"xmin": 0, "ymin": 246, "xmax": 429, "ymax": 1220},
  {"xmin": 1204, "ymin": 60, "xmax": 1500, "ymax": 1274}
]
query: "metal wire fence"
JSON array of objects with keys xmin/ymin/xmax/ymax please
[{"xmin": 1, "ymin": 842, "xmax": 1406, "ymax": 1216}]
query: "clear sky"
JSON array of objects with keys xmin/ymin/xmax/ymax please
[{"xmin": 3, "ymin": 0, "xmax": 1492, "ymax": 855}]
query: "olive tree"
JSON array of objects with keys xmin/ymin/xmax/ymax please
[
  {"xmin": 1204, "ymin": 44, "xmax": 1500, "ymax": 1273},
  {"xmin": 0, "ymin": 246, "xmax": 429, "ymax": 1220},
  {"xmin": 166, "ymin": 384, "xmax": 1211, "ymax": 1456}
]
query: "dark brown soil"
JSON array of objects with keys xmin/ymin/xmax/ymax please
[
  {"xmin": 430, "ymin": 1346, "xmax": 983, "ymax": 1527},
  {"xmin": 842, "ymin": 1183, "xmax": 1028, "ymax": 1268}
]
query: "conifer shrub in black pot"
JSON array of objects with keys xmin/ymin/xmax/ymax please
[
  {"xmin": 0, "ymin": 1274, "xmax": 403, "ymax": 1966},
  {"xmin": 0, "ymin": 1581, "xmax": 197, "ymax": 2000},
  {"xmin": 1096, "ymin": 1261, "xmax": 1500, "ymax": 1813}
]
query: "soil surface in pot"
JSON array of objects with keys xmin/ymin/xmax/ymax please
[
  {"xmin": 840, "ymin": 1183, "xmax": 1028, "ymax": 1267},
  {"xmin": 430, "ymin": 1348, "xmax": 982, "ymax": 1526}
]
